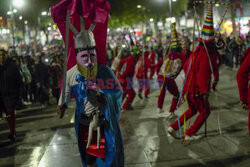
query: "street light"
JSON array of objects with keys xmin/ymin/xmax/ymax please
[
  {"xmin": 41, "ymin": 11, "xmax": 47, "ymax": 16},
  {"xmin": 137, "ymin": 5, "xmax": 142, "ymax": 9},
  {"xmin": 19, "ymin": 16, "xmax": 23, "ymax": 20},
  {"xmin": 9, "ymin": 0, "xmax": 25, "ymax": 50},
  {"xmin": 13, "ymin": 0, "xmax": 25, "ymax": 8}
]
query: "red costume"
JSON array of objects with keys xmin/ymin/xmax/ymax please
[
  {"xmin": 157, "ymin": 52, "xmax": 186, "ymax": 113},
  {"xmin": 135, "ymin": 50, "xmax": 150, "ymax": 97},
  {"xmin": 118, "ymin": 55, "xmax": 136, "ymax": 110},
  {"xmin": 156, "ymin": 22, "xmax": 186, "ymax": 113},
  {"xmin": 149, "ymin": 49, "xmax": 156, "ymax": 79},
  {"xmin": 236, "ymin": 47, "xmax": 250, "ymax": 134},
  {"xmin": 169, "ymin": 4, "xmax": 221, "ymax": 138},
  {"xmin": 170, "ymin": 42, "xmax": 220, "ymax": 137}
]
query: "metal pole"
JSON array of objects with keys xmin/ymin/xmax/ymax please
[
  {"xmin": 169, "ymin": 0, "xmax": 172, "ymax": 17},
  {"xmin": 9, "ymin": 4, "xmax": 16, "ymax": 51}
]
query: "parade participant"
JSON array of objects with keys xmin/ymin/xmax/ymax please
[
  {"xmin": 35, "ymin": 54, "xmax": 50, "ymax": 108},
  {"xmin": 237, "ymin": 47, "xmax": 250, "ymax": 135},
  {"xmin": 117, "ymin": 49, "xmax": 138, "ymax": 111},
  {"xmin": 215, "ymin": 33, "xmax": 225, "ymax": 66},
  {"xmin": 156, "ymin": 23, "xmax": 186, "ymax": 116},
  {"xmin": 168, "ymin": 4, "xmax": 220, "ymax": 141},
  {"xmin": 49, "ymin": 57, "xmax": 63, "ymax": 103},
  {"xmin": 0, "ymin": 49, "xmax": 23, "ymax": 141},
  {"xmin": 149, "ymin": 47, "xmax": 156, "ymax": 79},
  {"xmin": 135, "ymin": 46, "xmax": 151, "ymax": 99},
  {"xmin": 51, "ymin": 0, "xmax": 124, "ymax": 166},
  {"xmin": 181, "ymin": 29, "xmax": 192, "ymax": 60},
  {"xmin": 111, "ymin": 46, "xmax": 122, "ymax": 75}
]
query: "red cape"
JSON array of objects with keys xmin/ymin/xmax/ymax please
[{"xmin": 50, "ymin": 0, "xmax": 110, "ymax": 69}]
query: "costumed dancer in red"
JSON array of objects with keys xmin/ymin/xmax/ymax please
[
  {"xmin": 181, "ymin": 29, "xmax": 192, "ymax": 60},
  {"xmin": 237, "ymin": 47, "xmax": 250, "ymax": 135},
  {"xmin": 111, "ymin": 34, "xmax": 128, "ymax": 75},
  {"xmin": 149, "ymin": 47, "xmax": 156, "ymax": 79},
  {"xmin": 117, "ymin": 48, "xmax": 138, "ymax": 110},
  {"xmin": 135, "ymin": 46, "xmax": 151, "ymax": 99},
  {"xmin": 156, "ymin": 23, "xmax": 186, "ymax": 117},
  {"xmin": 168, "ymin": 4, "xmax": 220, "ymax": 141}
]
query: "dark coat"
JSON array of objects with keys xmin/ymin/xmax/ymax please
[
  {"xmin": 35, "ymin": 61, "xmax": 50, "ymax": 88},
  {"xmin": 0, "ymin": 58, "xmax": 23, "ymax": 107}
]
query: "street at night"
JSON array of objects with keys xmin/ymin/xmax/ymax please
[
  {"xmin": 0, "ymin": 0, "xmax": 250, "ymax": 167},
  {"xmin": 1, "ymin": 65, "xmax": 250, "ymax": 167}
]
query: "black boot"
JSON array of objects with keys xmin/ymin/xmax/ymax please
[
  {"xmin": 138, "ymin": 93, "xmax": 143, "ymax": 99},
  {"xmin": 8, "ymin": 131, "xmax": 16, "ymax": 142}
]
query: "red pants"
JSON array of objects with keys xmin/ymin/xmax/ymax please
[
  {"xmin": 157, "ymin": 75, "xmax": 179, "ymax": 113},
  {"xmin": 170, "ymin": 94, "xmax": 210, "ymax": 136},
  {"xmin": 6, "ymin": 107, "xmax": 16, "ymax": 133},
  {"xmin": 149, "ymin": 67, "xmax": 155, "ymax": 79},
  {"xmin": 121, "ymin": 80, "xmax": 136, "ymax": 110},
  {"xmin": 138, "ymin": 77, "xmax": 150, "ymax": 96}
]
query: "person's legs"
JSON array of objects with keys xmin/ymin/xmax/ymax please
[
  {"xmin": 137, "ymin": 78, "xmax": 144, "ymax": 99},
  {"xmin": 149, "ymin": 67, "xmax": 155, "ymax": 79},
  {"xmin": 170, "ymin": 95, "xmax": 198, "ymax": 130},
  {"xmin": 166, "ymin": 78, "xmax": 180, "ymax": 113},
  {"xmin": 144, "ymin": 79, "xmax": 150, "ymax": 96},
  {"xmin": 122, "ymin": 86, "xmax": 136, "ymax": 110},
  {"xmin": 5, "ymin": 106, "xmax": 16, "ymax": 141},
  {"xmin": 5, "ymin": 107, "xmax": 16, "ymax": 133},
  {"xmin": 0, "ymin": 96, "xmax": 4, "ymax": 118},
  {"xmin": 157, "ymin": 76, "xmax": 167, "ymax": 109},
  {"xmin": 185, "ymin": 96, "xmax": 210, "ymax": 136}
]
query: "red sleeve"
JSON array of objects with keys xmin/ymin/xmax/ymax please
[
  {"xmin": 120, "ymin": 57, "xmax": 135, "ymax": 78},
  {"xmin": 242, "ymin": 48, "xmax": 250, "ymax": 62},
  {"xmin": 197, "ymin": 49, "xmax": 212, "ymax": 94},
  {"xmin": 154, "ymin": 57, "xmax": 164, "ymax": 71},
  {"xmin": 117, "ymin": 58, "xmax": 125, "ymax": 73},
  {"xmin": 237, "ymin": 51, "xmax": 250, "ymax": 102}
]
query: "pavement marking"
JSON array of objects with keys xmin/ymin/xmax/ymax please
[
  {"xmin": 143, "ymin": 150, "xmax": 153, "ymax": 167},
  {"xmin": 187, "ymin": 149, "xmax": 206, "ymax": 165},
  {"xmin": 70, "ymin": 113, "xmax": 75, "ymax": 124},
  {"xmin": 37, "ymin": 129, "xmax": 60, "ymax": 167}
]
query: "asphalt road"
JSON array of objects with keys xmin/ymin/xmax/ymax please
[{"xmin": 0, "ymin": 65, "xmax": 249, "ymax": 167}]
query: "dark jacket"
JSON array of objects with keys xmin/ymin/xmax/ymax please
[
  {"xmin": 35, "ymin": 61, "xmax": 50, "ymax": 88},
  {"xmin": 0, "ymin": 58, "xmax": 23, "ymax": 107}
]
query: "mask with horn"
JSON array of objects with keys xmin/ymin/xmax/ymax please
[{"xmin": 70, "ymin": 16, "xmax": 98, "ymax": 77}]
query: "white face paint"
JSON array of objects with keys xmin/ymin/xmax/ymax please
[{"xmin": 76, "ymin": 49, "xmax": 97, "ymax": 70}]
